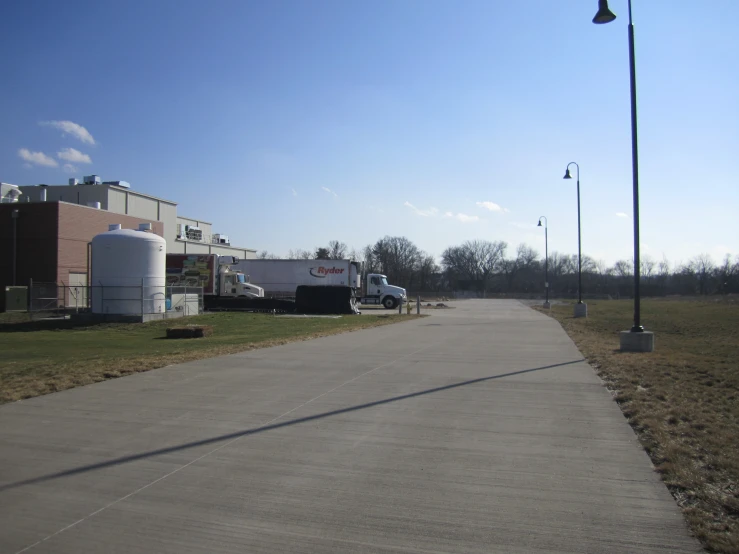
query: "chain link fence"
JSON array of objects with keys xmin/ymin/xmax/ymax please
[{"xmin": 26, "ymin": 281, "xmax": 203, "ymax": 320}]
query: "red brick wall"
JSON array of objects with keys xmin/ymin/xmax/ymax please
[
  {"xmin": 1, "ymin": 202, "xmax": 163, "ymax": 311},
  {"xmin": 57, "ymin": 203, "xmax": 163, "ymax": 285},
  {"xmin": 0, "ymin": 203, "xmax": 59, "ymax": 311},
  {"xmin": 0, "ymin": 202, "xmax": 59, "ymax": 284}
]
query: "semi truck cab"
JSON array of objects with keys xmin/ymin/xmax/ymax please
[
  {"xmin": 364, "ymin": 273, "xmax": 407, "ymax": 309},
  {"xmin": 218, "ymin": 256, "xmax": 264, "ymax": 298},
  {"xmin": 220, "ymin": 270, "xmax": 264, "ymax": 298}
]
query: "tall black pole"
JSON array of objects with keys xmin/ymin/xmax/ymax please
[
  {"xmin": 566, "ymin": 162, "xmax": 583, "ymax": 304},
  {"xmin": 545, "ymin": 225, "xmax": 549, "ymax": 303},
  {"xmin": 627, "ymin": 0, "xmax": 643, "ymax": 332},
  {"xmin": 12, "ymin": 209, "xmax": 19, "ymax": 286},
  {"xmin": 539, "ymin": 216, "xmax": 548, "ymax": 303},
  {"xmin": 576, "ymin": 173, "xmax": 582, "ymax": 303}
]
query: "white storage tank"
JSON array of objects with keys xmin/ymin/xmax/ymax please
[{"xmin": 91, "ymin": 224, "xmax": 166, "ymax": 315}]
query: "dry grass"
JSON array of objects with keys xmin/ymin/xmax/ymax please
[
  {"xmin": 0, "ymin": 312, "xmax": 423, "ymax": 405},
  {"xmin": 536, "ymin": 298, "xmax": 739, "ymax": 553}
]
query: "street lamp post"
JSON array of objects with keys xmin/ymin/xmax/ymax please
[
  {"xmin": 563, "ymin": 163, "xmax": 587, "ymax": 317},
  {"xmin": 537, "ymin": 216, "xmax": 550, "ymax": 308},
  {"xmin": 593, "ymin": 0, "xmax": 654, "ymax": 351},
  {"xmin": 11, "ymin": 209, "xmax": 19, "ymax": 286}
]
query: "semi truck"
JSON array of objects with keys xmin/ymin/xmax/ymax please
[
  {"xmin": 231, "ymin": 259, "xmax": 407, "ymax": 309},
  {"xmin": 165, "ymin": 254, "xmax": 265, "ymax": 300}
]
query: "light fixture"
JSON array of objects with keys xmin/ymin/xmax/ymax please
[{"xmin": 593, "ymin": 0, "xmax": 617, "ymax": 24}]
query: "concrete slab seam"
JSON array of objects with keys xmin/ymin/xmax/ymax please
[{"xmin": 13, "ymin": 344, "xmax": 431, "ymax": 554}]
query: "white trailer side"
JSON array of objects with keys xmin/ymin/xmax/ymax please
[{"xmin": 232, "ymin": 259, "xmax": 361, "ymax": 297}]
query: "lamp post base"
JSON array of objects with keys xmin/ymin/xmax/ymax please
[
  {"xmin": 543, "ymin": 301, "xmax": 551, "ymax": 309},
  {"xmin": 574, "ymin": 303, "xmax": 588, "ymax": 318},
  {"xmin": 620, "ymin": 330, "xmax": 654, "ymax": 352}
]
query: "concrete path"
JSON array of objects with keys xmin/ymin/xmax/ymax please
[{"xmin": 0, "ymin": 300, "xmax": 700, "ymax": 553}]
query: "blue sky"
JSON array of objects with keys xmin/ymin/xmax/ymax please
[{"xmin": 2, "ymin": 0, "xmax": 737, "ymax": 266}]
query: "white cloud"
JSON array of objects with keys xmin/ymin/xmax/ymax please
[
  {"xmin": 291, "ymin": 187, "xmax": 298, "ymax": 197},
  {"xmin": 321, "ymin": 186, "xmax": 338, "ymax": 198},
  {"xmin": 404, "ymin": 201, "xmax": 438, "ymax": 217},
  {"xmin": 39, "ymin": 120, "xmax": 96, "ymax": 145},
  {"xmin": 444, "ymin": 211, "xmax": 479, "ymax": 223},
  {"xmin": 57, "ymin": 147, "xmax": 92, "ymax": 164},
  {"xmin": 476, "ymin": 201, "xmax": 508, "ymax": 213},
  {"xmin": 62, "ymin": 163, "xmax": 77, "ymax": 173},
  {"xmin": 18, "ymin": 148, "xmax": 58, "ymax": 167},
  {"xmin": 616, "ymin": 212, "xmax": 629, "ymax": 218},
  {"xmin": 455, "ymin": 213, "xmax": 479, "ymax": 223}
]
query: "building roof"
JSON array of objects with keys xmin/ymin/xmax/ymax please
[
  {"xmin": 177, "ymin": 215, "xmax": 213, "ymax": 225},
  {"xmin": 18, "ymin": 183, "xmax": 177, "ymax": 205}
]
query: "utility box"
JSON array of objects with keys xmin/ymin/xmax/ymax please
[
  {"xmin": 4, "ymin": 286, "xmax": 27, "ymax": 312},
  {"xmin": 170, "ymin": 293, "xmax": 200, "ymax": 316}
]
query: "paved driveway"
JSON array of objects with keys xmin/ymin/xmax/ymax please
[{"xmin": 0, "ymin": 300, "xmax": 699, "ymax": 553}]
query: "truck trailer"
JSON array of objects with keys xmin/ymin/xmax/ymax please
[
  {"xmin": 166, "ymin": 254, "xmax": 272, "ymax": 310},
  {"xmin": 231, "ymin": 259, "xmax": 407, "ymax": 309}
]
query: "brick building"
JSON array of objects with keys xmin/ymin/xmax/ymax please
[
  {"xmin": 0, "ymin": 201, "xmax": 162, "ymax": 311},
  {"xmin": 19, "ymin": 179, "xmax": 256, "ymax": 258}
]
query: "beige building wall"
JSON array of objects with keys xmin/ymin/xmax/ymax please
[
  {"xmin": 126, "ymin": 193, "xmax": 159, "ymax": 221},
  {"xmin": 107, "ymin": 187, "xmax": 127, "ymax": 213},
  {"xmin": 159, "ymin": 203, "xmax": 178, "ymax": 248},
  {"xmin": 18, "ymin": 184, "xmax": 256, "ymax": 259}
]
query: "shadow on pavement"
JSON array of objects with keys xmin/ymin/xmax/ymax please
[{"xmin": 0, "ymin": 359, "xmax": 584, "ymax": 492}]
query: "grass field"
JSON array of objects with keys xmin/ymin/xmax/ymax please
[
  {"xmin": 536, "ymin": 298, "xmax": 739, "ymax": 553},
  {"xmin": 0, "ymin": 312, "xmax": 422, "ymax": 405}
]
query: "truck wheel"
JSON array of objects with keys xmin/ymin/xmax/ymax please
[{"xmin": 383, "ymin": 296, "xmax": 396, "ymax": 310}]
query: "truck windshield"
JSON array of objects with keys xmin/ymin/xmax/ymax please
[
  {"xmin": 236, "ymin": 274, "xmax": 246, "ymax": 283},
  {"xmin": 381, "ymin": 277, "xmax": 388, "ymax": 286}
]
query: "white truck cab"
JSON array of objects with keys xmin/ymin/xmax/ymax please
[
  {"xmin": 363, "ymin": 273, "xmax": 407, "ymax": 309},
  {"xmin": 218, "ymin": 257, "xmax": 264, "ymax": 298}
]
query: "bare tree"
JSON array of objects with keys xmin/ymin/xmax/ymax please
[
  {"xmin": 580, "ymin": 255, "xmax": 597, "ymax": 274},
  {"xmin": 614, "ymin": 259, "xmax": 633, "ymax": 278},
  {"xmin": 327, "ymin": 240, "xmax": 348, "ymax": 260},
  {"xmin": 348, "ymin": 247, "xmax": 365, "ymax": 264},
  {"xmin": 715, "ymin": 254, "xmax": 738, "ymax": 293},
  {"xmin": 658, "ymin": 256, "xmax": 670, "ymax": 279},
  {"xmin": 516, "ymin": 244, "xmax": 539, "ymax": 269},
  {"xmin": 288, "ymin": 249, "xmax": 312, "ymax": 259},
  {"xmin": 547, "ymin": 252, "xmax": 570, "ymax": 278},
  {"xmin": 257, "ymin": 250, "xmax": 279, "ymax": 259},
  {"xmin": 371, "ymin": 236, "xmax": 422, "ymax": 288},
  {"xmin": 415, "ymin": 254, "xmax": 441, "ymax": 291},
  {"xmin": 641, "ymin": 255, "xmax": 656, "ymax": 282},
  {"xmin": 690, "ymin": 253, "xmax": 715, "ymax": 295},
  {"xmin": 362, "ymin": 244, "xmax": 377, "ymax": 273},
  {"xmin": 442, "ymin": 240, "xmax": 507, "ymax": 293},
  {"xmin": 501, "ymin": 244, "xmax": 539, "ymax": 291}
]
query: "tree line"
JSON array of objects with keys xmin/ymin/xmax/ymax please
[{"xmin": 258, "ymin": 237, "xmax": 739, "ymax": 297}]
